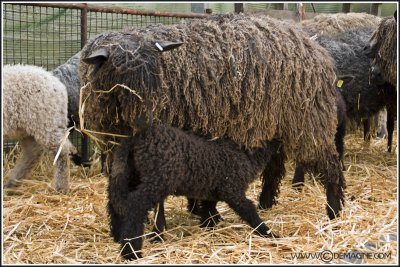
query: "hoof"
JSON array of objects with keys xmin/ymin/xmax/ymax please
[
  {"xmin": 258, "ymin": 230, "xmax": 280, "ymax": 239},
  {"xmin": 121, "ymin": 243, "xmax": 141, "ymax": 260},
  {"xmin": 258, "ymin": 202, "xmax": 273, "ymax": 210},
  {"xmin": 5, "ymin": 179, "xmax": 19, "ymax": 188},
  {"xmin": 149, "ymin": 235, "xmax": 164, "ymax": 243},
  {"xmin": 54, "ymin": 184, "xmax": 69, "ymax": 194}
]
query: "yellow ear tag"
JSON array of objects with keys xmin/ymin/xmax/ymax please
[{"xmin": 337, "ymin": 79, "xmax": 344, "ymax": 88}]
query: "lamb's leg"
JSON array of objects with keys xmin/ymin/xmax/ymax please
[
  {"xmin": 6, "ymin": 137, "xmax": 43, "ymax": 188},
  {"xmin": 149, "ymin": 202, "xmax": 166, "ymax": 243},
  {"xmin": 198, "ymin": 200, "xmax": 223, "ymax": 228},
  {"xmin": 221, "ymin": 192, "xmax": 278, "ymax": 238},
  {"xmin": 108, "ymin": 144, "xmax": 138, "ymax": 216},
  {"xmin": 258, "ymin": 144, "xmax": 286, "ymax": 209},
  {"xmin": 119, "ymin": 184, "xmax": 168, "ymax": 260},
  {"xmin": 108, "ymin": 200, "xmax": 123, "ymax": 242},
  {"xmin": 386, "ymin": 107, "xmax": 395, "ymax": 153}
]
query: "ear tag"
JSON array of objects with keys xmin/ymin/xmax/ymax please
[
  {"xmin": 155, "ymin": 42, "xmax": 163, "ymax": 51},
  {"xmin": 337, "ymin": 80, "xmax": 344, "ymax": 88}
]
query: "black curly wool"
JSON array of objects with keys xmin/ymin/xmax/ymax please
[{"xmin": 108, "ymin": 124, "xmax": 281, "ymax": 260}]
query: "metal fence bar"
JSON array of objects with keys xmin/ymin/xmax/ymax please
[{"xmin": 28, "ymin": 3, "xmax": 209, "ymax": 18}]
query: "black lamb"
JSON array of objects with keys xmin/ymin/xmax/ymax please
[{"xmin": 107, "ymin": 124, "xmax": 281, "ymax": 260}]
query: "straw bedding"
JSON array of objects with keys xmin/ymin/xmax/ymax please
[{"xmin": 3, "ymin": 131, "xmax": 397, "ymax": 264}]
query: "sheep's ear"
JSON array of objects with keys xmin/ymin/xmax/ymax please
[
  {"xmin": 336, "ymin": 75, "xmax": 355, "ymax": 88},
  {"xmin": 394, "ymin": 10, "xmax": 397, "ymax": 22},
  {"xmin": 82, "ymin": 48, "xmax": 109, "ymax": 65},
  {"xmin": 154, "ymin": 41, "xmax": 184, "ymax": 52}
]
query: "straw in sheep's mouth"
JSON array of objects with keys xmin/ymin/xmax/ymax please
[{"xmin": 53, "ymin": 82, "xmax": 143, "ymax": 164}]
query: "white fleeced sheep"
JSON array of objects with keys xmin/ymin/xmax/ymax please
[{"xmin": 3, "ymin": 64, "xmax": 76, "ymax": 193}]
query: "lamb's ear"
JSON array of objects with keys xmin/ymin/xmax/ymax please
[
  {"xmin": 154, "ymin": 41, "xmax": 184, "ymax": 52},
  {"xmin": 82, "ymin": 48, "xmax": 109, "ymax": 65},
  {"xmin": 336, "ymin": 75, "xmax": 355, "ymax": 88}
]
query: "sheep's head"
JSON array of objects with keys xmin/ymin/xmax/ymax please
[
  {"xmin": 79, "ymin": 32, "xmax": 185, "ymax": 139},
  {"xmin": 365, "ymin": 11, "xmax": 397, "ymax": 87},
  {"xmin": 82, "ymin": 33, "xmax": 183, "ymax": 71}
]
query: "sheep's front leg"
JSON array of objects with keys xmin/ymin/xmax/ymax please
[{"xmin": 6, "ymin": 137, "xmax": 43, "ymax": 189}]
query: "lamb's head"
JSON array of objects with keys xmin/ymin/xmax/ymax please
[{"xmin": 81, "ymin": 32, "xmax": 183, "ymax": 90}]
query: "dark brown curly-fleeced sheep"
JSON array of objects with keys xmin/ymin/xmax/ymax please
[
  {"xmin": 80, "ymin": 14, "xmax": 344, "ymax": 220},
  {"xmin": 367, "ymin": 12, "xmax": 397, "ymax": 87}
]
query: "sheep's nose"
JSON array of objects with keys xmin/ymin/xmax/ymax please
[{"xmin": 370, "ymin": 66, "xmax": 385, "ymax": 85}]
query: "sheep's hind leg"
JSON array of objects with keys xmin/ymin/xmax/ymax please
[
  {"xmin": 6, "ymin": 137, "xmax": 43, "ymax": 189},
  {"xmin": 222, "ymin": 193, "xmax": 278, "ymax": 238},
  {"xmin": 312, "ymin": 156, "xmax": 346, "ymax": 220}
]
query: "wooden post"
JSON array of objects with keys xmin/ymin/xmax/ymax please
[
  {"xmin": 234, "ymin": 3, "xmax": 244, "ymax": 13},
  {"xmin": 283, "ymin": 3, "xmax": 288, "ymax": 10},
  {"xmin": 370, "ymin": 3, "xmax": 382, "ymax": 16},
  {"xmin": 342, "ymin": 3, "xmax": 351, "ymax": 13}
]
